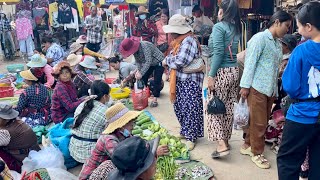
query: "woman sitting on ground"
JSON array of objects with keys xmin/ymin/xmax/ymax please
[
  {"xmin": 79, "ymin": 103, "xmax": 169, "ymax": 180},
  {"xmin": 51, "ymin": 61, "xmax": 86, "ymax": 123},
  {"xmin": 26, "ymin": 54, "xmax": 55, "ymax": 89},
  {"xmin": 42, "ymin": 37, "xmax": 65, "ymax": 67},
  {"xmin": 69, "ymin": 80, "xmax": 110, "ymax": 163},
  {"xmin": 109, "ymin": 55, "xmax": 137, "ymax": 87},
  {"xmin": 0, "ymin": 104, "xmax": 40, "ymax": 172},
  {"xmin": 16, "ymin": 69, "xmax": 51, "ymax": 128},
  {"xmin": 93, "ymin": 136, "xmax": 159, "ymax": 180},
  {"xmin": 73, "ymin": 56, "xmax": 97, "ymax": 97}
]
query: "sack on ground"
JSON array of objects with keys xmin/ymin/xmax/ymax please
[{"xmin": 233, "ymin": 98, "xmax": 249, "ymax": 128}]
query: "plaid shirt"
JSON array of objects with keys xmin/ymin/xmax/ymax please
[
  {"xmin": 73, "ymin": 71, "xmax": 94, "ymax": 90},
  {"xmin": 15, "ymin": 84, "xmax": 51, "ymax": 123},
  {"xmin": 165, "ymin": 36, "xmax": 204, "ymax": 88},
  {"xmin": 70, "ymin": 101, "xmax": 108, "ymax": 163},
  {"xmin": 85, "ymin": 15, "xmax": 102, "ymax": 44},
  {"xmin": 51, "ymin": 81, "xmax": 83, "ymax": 123},
  {"xmin": 0, "ymin": 158, "xmax": 13, "ymax": 180},
  {"xmin": 79, "ymin": 135, "xmax": 120, "ymax": 180},
  {"xmin": 134, "ymin": 41, "xmax": 165, "ymax": 76}
]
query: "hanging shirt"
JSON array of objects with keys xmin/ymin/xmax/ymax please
[
  {"xmin": 33, "ymin": 8, "xmax": 49, "ymax": 30},
  {"xmin": 64, "ymin": 8, "xmax": 80, "ymax": 32},
  {"xmin": 49, "ymin": 2, "xmax": 59, "ymax": 27},
  {"xmin": 16, "ymin": 18, "xmax": 33, "ymax": 40},
  {"xmin": 58, "ymin": 1, "xmax": 74, "ymax": 24},
  {"xmin": 75, "ymin": 0, "xmax": 84, "ymax": 18},
  {"xmin": 113, "ymin": 14, "xmax": 124, "ymax": 38},
  {"xmin": 83, "ymin": 1, "xmax": 94, "ymax": 18}
]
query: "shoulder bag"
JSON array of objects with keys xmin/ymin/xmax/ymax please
[{"xmin": 182, "ymin": 37, "xmax": 205, "ymax": 73}]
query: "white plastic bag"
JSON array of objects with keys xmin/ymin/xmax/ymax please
[
  {"xmin": 21, "ymin": 145, "xmax": 66, "ymax": 173},
  {"xmin": 47, "ymin": 168, "xmax": 78, "ymax": 180},
  {"xmin": 233, "ymin": 98, "xmax": 250, "ymax": 128}
]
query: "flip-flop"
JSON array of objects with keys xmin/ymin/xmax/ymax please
[
  {"xmin": 150, "ymin": 101, "xmax": 158, "ymax": 107},
  {"xmin": 211, "ymin": 149, "xmax": 230, "ymax": 159}
]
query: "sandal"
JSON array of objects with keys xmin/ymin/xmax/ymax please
[
  {"xmin": 240, "ymin": 146, "xmax": 253, "ymax": 157},
  {"xmin": 150, "ymin": 101, "xmax": 158, "ymax": 107},
  {"xmin": 251, "ymin": 154, "xmax": 271, "ymax": 169},
  {"xmin": 211, "ymin": 149, "xmax": 230, "ymax": 158}
]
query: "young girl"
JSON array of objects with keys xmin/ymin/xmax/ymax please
[
  {"xmin": 277, "ymin": 2, "xmax": 320, "ymax": 179},
  {"xmin": 240, "ymin": 10, "xmax": 292, "ymax": 169}
]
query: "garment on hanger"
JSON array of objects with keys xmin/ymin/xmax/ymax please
[
  {"xmin": 57, "ymin": 0, "xmax": 74, "ymax": 24},
  {"xmin": 148, "ymin": 0, "xmax": 169, "ymax": 17},
  {"xmin": 33, "ymin": 0, "xmax": 50, "ymax": 8},
  {"xmin": 16, "ymin": 17, "xmax": 33, "ymax": 40},
  {"xmin": 33, "ymin": 7, "xmax": 49, "ymax": 30},
  {"xmin": 75, "ymin": 0, "xmax": 84, "ymax": 18},
  {"xmin": 49, "ymin": 2, "xmax": 59, "ymax": 27},
  {"xmin": 64, "ymin": 8, "xmax": 79, "ymax": 32},
  {"xmin": 83, "ymin": 1, "xmax": 94, "ymax": 18},
  {"xmin": 16, "ymin": 1, "xmax": 32, "ymax": 12}
]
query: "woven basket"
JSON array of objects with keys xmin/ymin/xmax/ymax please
[{"xmin": 0, "ymin": 87, "xmax": 14, "ymax": 98}]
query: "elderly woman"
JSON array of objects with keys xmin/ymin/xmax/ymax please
[
  {"xmin": 79, "ymin": 103, "xmax": 169, "ymax": 180},
  {"xmin": 16, "ymin": 69, "xmax": 51, "ymax": 127},
  {"xmin": 0, "ymin": 104, "xmax": 40, "ymax": 172},
  {"xmin": 119, "ymin": 37, "xmax": 164, "ymax": 107},
  {"xmin": 69, "ymin": 80, "xmax": 110, "ymax": 163},
  {"xmin": 51, "ymin": 61, "xmax": 86, "ymax": 123},
  {"xmin": 42, "ymin": 37, "xmax": 65, "ymax": 67},
  {"xmin": 162, "ymin": 14, "xmax": 204, "ymax": 150},
  {"xmin": 132, "ymin": 6, "xmax": 158, "ymax": 43}
]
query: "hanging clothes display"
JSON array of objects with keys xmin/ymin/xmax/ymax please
[
  {"xmin": 148, "ymin": 0, "xmax": 169, "ymax": 19},
  {"xmin": 49, "ymin": 1, "xmax": 59, "ymax": 27},
  {"xmin": 83, "ymin": 0, "xmax": 94, "ymax": 18},
  {"xmin": 33, "ymin": 7, "xmax": 49, "ymax": 30},
  {"xmin": 0, "ymin": 13, "xmax": 15, "ymax": 60},
  {"xmin": 75, "ymin": 0, "xmax": 84, "ymax": 19},
  {"xmin": 16, "ymin": 16, "xmax": 35, "ymax": 56},
  {"xmin": 16, "ymin": 1, "xmax": 32, "ymax": 12},
  {"xmin": 64, "ymin": 8, "xmax": 79, "ymax": 32},
  {"xmin": 57, "ymin": 0, "xmax": 74, "ymax": 24}
]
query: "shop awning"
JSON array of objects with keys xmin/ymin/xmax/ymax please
[
  {"xmin": 0, "ymin": 0, "xmax": 20, "ymax": 5},
  {"xmin": 125, "ymin": 0, "xmax": 148, "ymax": 4}
]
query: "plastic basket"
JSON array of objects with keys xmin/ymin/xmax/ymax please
[
  {"xmin": 6, "ymin": 64, "xmax": 24, "ymax": 73},
  {"xmin": 0, "ymin": 87, "xmax": 14, "ymax": 98},
  {"xmin": 132, "ymin": 89, "xmax": 148, "ymax": 110},
  {"xmin": 110, "ymin": 87, "xmax": 131, "ymax": 99}
]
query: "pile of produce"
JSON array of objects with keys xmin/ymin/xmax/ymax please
[{"xmin": 133, "ymin": 112, "xmax": 189, "ymax": 159}]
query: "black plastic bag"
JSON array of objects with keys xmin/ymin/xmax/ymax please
[
  {"xmin": 137, "ymin": 80, "xmax": 145, "ymax": 90},
  {"xmin": 207, "ymin": 96, "xmax": 226, "ymax": 115}
]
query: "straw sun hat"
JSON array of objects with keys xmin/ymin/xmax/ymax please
[
  {"xmin": 163, "ymin": 14, "xmax": 193, "ymax": 35},
  {"xmin": 20, "ymin": 69, "xmax": 38, "ymax": 81},
  {"xmin": 135, "ymin": 6, "xmax": 149, "ymax": 16},
  {"xmin": 103, "ymin": 103, "xmax": 141, "ymax": 134}
]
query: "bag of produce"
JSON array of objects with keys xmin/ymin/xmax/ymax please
[
  {"xmin": 233, "ymin": 98, "xmax": 249, "ymax": 128},
  {"xmin": 132, "ymin": 88, "xmax": 148, "ymax": 110}
]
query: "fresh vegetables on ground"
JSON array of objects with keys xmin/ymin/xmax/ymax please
[{"xmin": 157, "ymin": 156, "xmax": 178, "ymax": 180}]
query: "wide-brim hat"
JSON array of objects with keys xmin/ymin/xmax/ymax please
[
  {"xmin": 69, "ymin": 42, "xmax": 83, "ymax": 54},
  {"xmin": 20, "ymin": 69, "xmax": 38, "ymax": 81},
  {"xmin": 79, "ymin": 56, "xmax": 98, "ymax": 69},
  {"xmin": 76, "ymin": 35, "xmax": 88, "ymax": 44},
  {"xmin": 52, "ymin": 61, "xmax": 77, "ymax": 78},
  {"xmin": 103, "ymin": 103, "xmax": 141, "ymax": 134},
  {"xmin": 0, "ymin": 103, "xmax": 19, "ymax": 120},
  {"xmin": 163, "ymin": 14, "xmax": 193, "ymax": 35},
  {"xmin": 119, "ymin": 37, "xmax": 140, "ymax": 58},
  {"xmin": 108, "ymin": 136, "xmax": 159, "ymax": 180},
  {"xmin": 135, "ymin": 6, "xmax": 149, "ymax": 16},
  {"xmin": 27, "ymin": 54, "xmax": 47, "ymax": 68},
  {"xmin": 67, "ymin": 54, "xmax": 82, "ymax": 67}
]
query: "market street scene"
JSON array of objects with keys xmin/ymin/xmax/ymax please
[{"xmin": 0, "ymin": 0, "xmax": 319, "ymax": 179}]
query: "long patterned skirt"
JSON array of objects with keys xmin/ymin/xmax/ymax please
[
  {"xmin": 207, "ymin": 67, "xmax": 239, "ymax": 141},
  {"xmin": 174, "ymin": 79, "xmax": 204, "ymax": 142}
]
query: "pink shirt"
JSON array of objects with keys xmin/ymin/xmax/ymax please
[
  {"xmin": 16, "ymin": 17, "xmax": 33, "ymax": 40},
  {"xmin": 42, "ymin": 64, "xmax": 54, "ymax": 88},
  {"xmin": 156, "ymin": 20, "xmax": 172, "ymax": 46}
]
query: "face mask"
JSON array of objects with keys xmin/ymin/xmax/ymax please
[
  {"xmin": 85, "ymin": 69, "xmax": 92, "ymax": 74},
  {"xmin": 121, "ymin": 129, "xmax": 131, "ymax": 138},
  {"xmin": 139, "ymin": 14, "xmax": 147, "ymax": 20}
]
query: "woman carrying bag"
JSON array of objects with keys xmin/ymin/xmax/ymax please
[
  {"xmin": 162, "ymin": 14, "xmax": 204, "ymax": 150},
  {"xmin": 206, "ymin": 0, "xmax": 241, "ymax": 158}
]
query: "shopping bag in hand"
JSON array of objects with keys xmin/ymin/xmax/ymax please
[{"xmin": 233, "ymin": 98, "xmax": 249, "ymax": 128}]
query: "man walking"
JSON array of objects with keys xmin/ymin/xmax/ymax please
[{"xmin": 84, "ymin": 6, "xmax": 102, "ymax": 52}]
